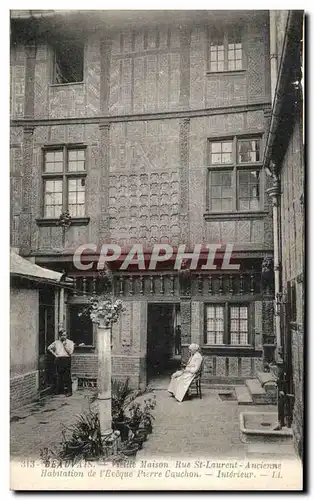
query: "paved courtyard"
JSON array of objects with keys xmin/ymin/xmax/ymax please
[{"xmin": 10, "ymin": 386, "xmax": 293, "ymax": 461}]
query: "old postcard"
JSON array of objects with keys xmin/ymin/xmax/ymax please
[{"xmin": 9, "ymin": 9, "xmax": 304, "ymax": 491}]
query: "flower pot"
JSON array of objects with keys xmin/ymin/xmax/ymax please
[
  {"xmin": 128, "ymin": 421, "xmax": 141, "ymax": 433},
  {"xmin": 144, "ymin": 423, "xmax": 152, "ymax": 434},
  {"xmin": 113, "ymin": 421, "xmax": 129, "ymax": 442},
  {"xmin": 121, "ymin": 443, "xmax": 139, "ymax": 457},
  {"xmin": 136, "ymin": 429, "xmax": 147, "ymax": 441},
  {"xmin": 132, "ymin": 437, "xmax": 144, "ymax": 450}
]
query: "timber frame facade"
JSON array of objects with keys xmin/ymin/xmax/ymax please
[{"xmin": 10, "ymin": 10, "xmax": 275, "ymax": 389}]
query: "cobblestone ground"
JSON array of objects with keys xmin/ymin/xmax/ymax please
[
  {"xmin": 138, "ymin": 389, "xmax": 265, "ymax": 460},
  {"xmin": 10, "ymin": 387, "xmax": 287, "ymax": 461},
  {"xmin": 10, "ymin": 390, "xmax": 97, "ymax": 460}
]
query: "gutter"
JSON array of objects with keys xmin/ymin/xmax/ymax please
[
  {"xmin": 263, "ymin": 10, "xmax": 301, "ymax": 171},
  {"xmin": 11, "ymin": 273, "xmax": 73, "ymax": 289}
]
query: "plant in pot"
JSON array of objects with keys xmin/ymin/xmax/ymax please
[
  {"xmin": 111, "ymin": 378, "xmax": 141, "ymax": 442},
  {"xmin": 128, "ymin": 402, "xmax": 143, "ymax": 434},
  {"xmin": 141, "ymin": 396, "xmax": 156, "ymax": 434},
  {"xmin": 59, "ymin": 407, "xmax": 103, "ymax": 463},
  {"xmin": 120, "ymin": 437, "xmax": 140, "ymax": 458},
  {"xmin": 111, "ymin": 378, "xmax": 132, "ymax": 441}
]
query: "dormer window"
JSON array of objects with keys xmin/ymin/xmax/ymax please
[{"xmin": 209, "ymin": 27, "xmax": 243, "ymax": 73}]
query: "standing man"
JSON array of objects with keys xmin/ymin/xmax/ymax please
[{"xmin": 47, "ymin": 329, "xmax": 75, "ymax": 397}]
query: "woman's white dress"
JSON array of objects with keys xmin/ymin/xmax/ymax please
[{"xmin": 167, "ymin": 352, "xmax": 203, "ymax": 402}]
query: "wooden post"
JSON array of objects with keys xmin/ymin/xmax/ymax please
[
  {"xmin": 96, "ymin": 319, "xmax": 112, "ymax": 438},
  {"xmin": 59, "ymin": 287, "xmax": 65, "ymax": 328}
]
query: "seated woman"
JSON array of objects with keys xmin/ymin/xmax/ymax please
[{"xmin": 168, "ymin": 343, "xmax": 203, "ymax": 402}]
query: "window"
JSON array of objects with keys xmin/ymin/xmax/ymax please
[
  {"xmin": 68, "ymin": 305, "xmax": 94, "ymax": 347},
  {"xmin": 208, "ymin": 136, "xmax": 262, "ymax": 212},
  {"xmin": 205, "ymin": 304, "xmax": 250, "ymax": 346},
  {"xmin": 53, "ymin": 39, "xmax": 84, "ymax": 84},
  {"xmin": 43, "ymin": 147, "xmax": 86, "ymax": 218},
  {"xmin": 238, "ymin": 138, "xmax": 261, "ymax": 163},
  {"xmin": 209, "ymin": 27, "xmax": 243, "ymax": 72}
]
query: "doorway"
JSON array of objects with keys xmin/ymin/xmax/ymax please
[{"xmin": 147, "ymin": 303, "xmax": 181, "ymax": 384}]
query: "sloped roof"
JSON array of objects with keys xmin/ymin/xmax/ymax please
[{"xmin": 10, "ymin": 249, "xmax": 67, "ymax": 285}]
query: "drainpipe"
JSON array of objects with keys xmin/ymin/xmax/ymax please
[
  {"xmin": 266, "ymin": 173, "xmax": 281, "ymax": 358},
  {"xmin": 264, "ymin": 11, "xmax": 296, "ymax": 360},
  {"xmin": 269, "ymin": 11, "xmax": 278, "ymax": 104}
]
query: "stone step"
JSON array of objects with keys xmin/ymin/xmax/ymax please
[
  {"xmin": 245, "ymin": 379, "xmax": 277, "ymax": 405},
  {"xmin": 235, "ymin": 386, "xmax": 253, "ymax": 405},
  {"xmin": 256, "ymin": 371, "xmax": 278, "ymax": 393}
]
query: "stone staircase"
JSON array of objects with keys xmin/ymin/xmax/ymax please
[{"xmin": 235, "ymin": 371, "xmax": 277, "ymax": 405}]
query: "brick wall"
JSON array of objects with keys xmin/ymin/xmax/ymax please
[
  {"xmin": 71, "ymin": 353, "xmax": 97, "ymax": 378},
  {"xmin": 71, "ymin": 353, "xmax": 141, "ymax": 389},
  {"xmin": 10, "ymin": 371, "xmax": 38, "ymax": 410}
]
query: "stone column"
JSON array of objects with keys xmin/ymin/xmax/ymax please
[{"xmin": 96, "ymin": 319, "xmax": 112, "ymax": 438}]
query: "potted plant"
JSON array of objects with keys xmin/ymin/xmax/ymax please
[
  {"xmin": 59, "ymin": 408, "xmax": 103, "ymax": 463},
  {"xmin": 120, "ymin": 438, "xmax": 140, "ymax": 458},
  {"xmin": 128, "ymin": 402, "xmax": 143, "ymax": 434},
  {"xmin": 141, "ymin": 396, "xmax": 156, "ymax": 434},
  {"xmin": 111, "ymin": 378, "xmax": 135, "ymax": 442}
]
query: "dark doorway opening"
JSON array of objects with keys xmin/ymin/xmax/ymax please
[{"xmin": 147, "ymin": 303, "xmax": 181, "ymax": 383}]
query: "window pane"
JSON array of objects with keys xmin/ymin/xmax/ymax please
[
  {"xmin": 68, "ymin": 192, "xmax": 77, "ymax": 204},
  {"xmin": 229, "ymin": 305, "xmax": 248, "ymax": 345},
  {"xmin": 77, "ymin": 192, "xmax": 85, "ymax": 204},
  {"xmin": 44, "ymin": 179, "xmax": 63, "ymax": 218},
  {"xmin": 212, "ymin": 143, "xmax": 222, "ymax": 153},
  {"xmin": 68, "ymin": 150, "xmax": 85, "ymax": 171},
  {"xmin": 221, "ymin": 199, "xmax": 232, "ymax": 211},
  {"xmin": 45, "ymin": 206, "xmax": 54, "ymax": 218},
  {"xmin": 68, "ymin": 179, "xmax": 77, "ymax": 191},
  {"xmin": 211, "ymin": 199, "xmax": 221, "ymax": 211},
  {"xmin": 222, "ymin": 152, "xmax": 232, "ymax": 163},
  {"xmin": 221, "ymin": 187, "xmax": 232, "ymax": 198},
  {"xmin": 221, "ymin": 172, "xmax": 232, "ymax": 186},
  {"xmin": 210, "ymin": 33, "xmax": 224, "ymax": 72},
  {"xmin": 45, "ymin": 152, "xmax": 55, "ymax": 162},
  {"xmin": 210, "ymin": 171, "xmax": 232, "ymax": 212},
  {"xmin": 67, "ymin": 178, "xmax": 85, "ymax": 217},
  {"xmin": 44, "ymin": 151, "xmax": 63, "ymax": 173},
  {"xmin": 211, "ymin": 153, "xmax": 221, "ymax": 164},
  {"xmin": 238, "ymin": 139, "xmax": 261, "ymax": 163},
  {"xmin": 54, "ymin": 152, "xmax": 63, "ymax": 162},
  {"xmin": 222, "ymin": 142, "xmax": 232, "ymax": 153},
  {"xmin": 238, "ymin": 169, "xmax": 260, "ymax": 211},
  {"xmin": 76, "ymin": 204, "xmax": 85, "ymax": 217},
  {"xmin": 206, "ymin": 305, "xmax": 224, "ymax": 345},
  {"xmin": 210, "ymin": 141, "xmax": 233, "ymax": 164},
  {"xmin": 68, "ymin": 205, "xmax": 78, "ymax": 217}
]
